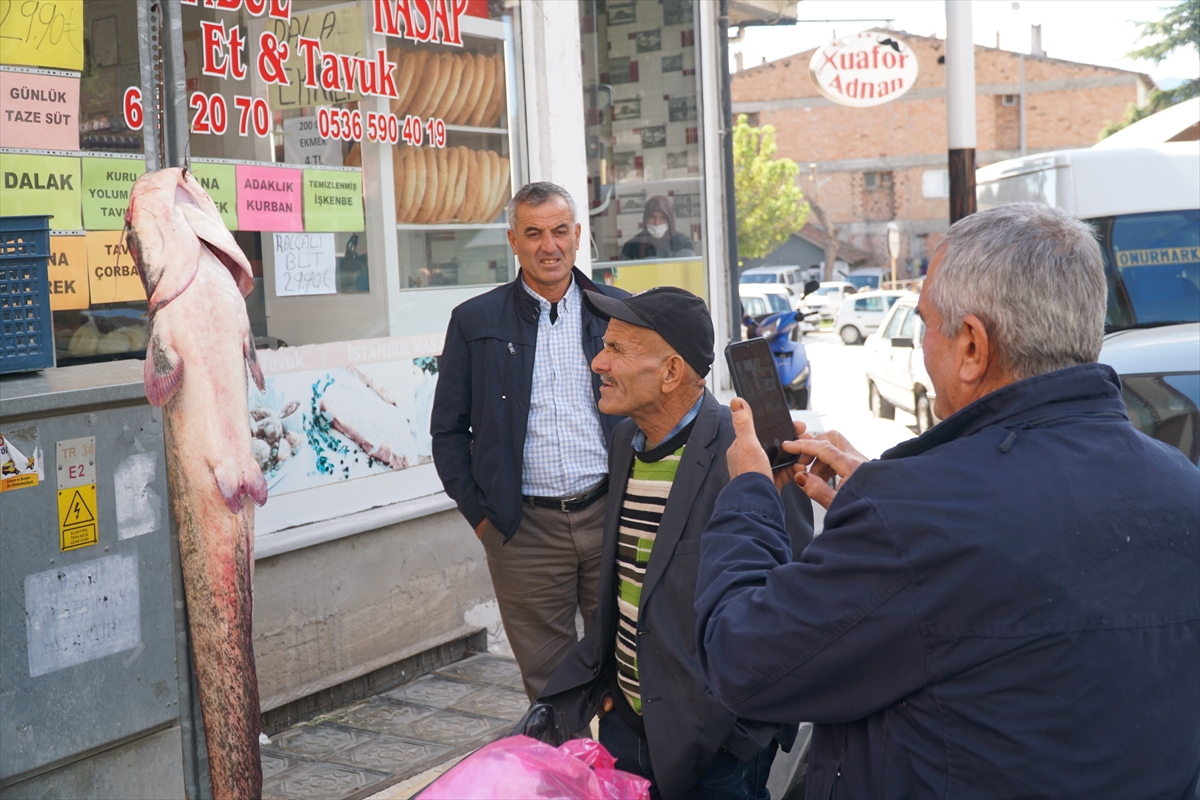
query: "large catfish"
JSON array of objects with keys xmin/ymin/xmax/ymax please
[{"xmin": 125, "ymin": 168, "xmax": 267, "ymax": 799}]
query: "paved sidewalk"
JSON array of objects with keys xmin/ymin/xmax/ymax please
[{"xmin": 261, "ymin": 654, "xmax": 528, "ymax": 800}]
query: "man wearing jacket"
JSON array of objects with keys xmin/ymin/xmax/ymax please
[
  {"xmin": 695, "ymin": 203, "xmax": 1200, "ymax": 798},
  {"xmin": 540, "ymin": 287, "xmax": 814, "ymax": 800},
  {"xmin": 431, "ymin": 182, "xmax": 628, "ymax": 701}
]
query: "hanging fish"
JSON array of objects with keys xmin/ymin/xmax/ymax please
[{"xmin": 125, "ymin": 167, "xmax": 266, "ymax": 800}]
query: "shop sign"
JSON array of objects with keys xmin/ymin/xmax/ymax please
[
  {"xmin": 0, "ymin": 0, "xmax": 85, "ymax": 71},
  {"xmin": 809, "ymin": 32, "xmax": 919, "ymax": 108},
  {"xmin": 48, "ymin": 235, "xmax": 89, "ymax": 310},
  {"xmin": 0, "ymin": 152, "xmax": 81, "ymax": 230},
  {"xmin": 372, "ymin": 0, "xmax": 475, "ymax": 45},
  {"xmin": 303, "ymin": 169, "xmax": 363, "ymax": 232},
  {"xmin": 85, "ymin": 230, "xmax": 146, "ymax": 304},
  {"xmin": 81, "ymin": 158, "xmax": 145, "ymax": 230},
  {"xmin": 0, "ymin": 70, "xmax": 80, "ymax": 150},
  {"xmin": 190, "ymin": 162, "xmax": 239, "ymax": 230},
  {"xmin": 274, "ymin": 232, "xmax": 336, "ymax": 296},
  {"xmin": 237, "ymin": 164, "xmax": 303, "ymax": 231}
]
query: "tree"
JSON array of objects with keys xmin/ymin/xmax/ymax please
[
  {"xmin": 1100, "ymin": 0, "xmax": 1199, "ymax": 138},
  {"xmin": 732, "ymin": 114, "xmax": 809, "ymax": 262},
  {"xmin": 803, "ymin": 166, "xmax": 841, "ymax": 283}
]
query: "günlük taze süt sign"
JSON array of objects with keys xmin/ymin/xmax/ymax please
[{"xmin": 809, "ymin": 31, "xmax": 919, "ymax": 108}]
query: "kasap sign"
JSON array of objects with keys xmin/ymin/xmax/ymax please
[{"xmin": 809, "ymin": 32, "xmax": 919, "ymax": 108}]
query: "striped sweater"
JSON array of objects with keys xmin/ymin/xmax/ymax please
[{"xmin": 614, "ymin": 420, "xmax": 695, "ymax": 714}]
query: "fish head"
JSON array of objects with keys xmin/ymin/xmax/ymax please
[
  {"xmin": 175, "ymin": 169, "xmax": 255, "ymax": 299},
  {"xmin": 126, "ymin": 168, "xmax": 255, "ymax": 313}
]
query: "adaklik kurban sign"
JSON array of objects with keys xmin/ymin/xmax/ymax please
[{"xmin": 809, "ymin": 31, "xmax": 919, "ymax": 108}]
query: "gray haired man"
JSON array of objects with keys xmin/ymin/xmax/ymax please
[
  {"xmin": 696, "ymin": 203, "xmax": 1200, "ymax": 799},
  {"xmin": 431, "ymin": 183, "xmax": 629, "ymax": 700}
]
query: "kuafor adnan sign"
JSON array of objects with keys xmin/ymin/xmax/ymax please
[{"xmin": 809, "ymin": 32, "xmax": 919, "ymax": 108}]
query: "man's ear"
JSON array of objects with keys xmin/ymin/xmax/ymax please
[
  {"xmin": 507, "ymin": 228, "xmax": 518, "ymax": 254},
  {"xmin": 573, "ymin": 222, "xmax": 582, "ymax": 247},
  {"xmin": 957, "ymin": 313, "xmax": 991, "ymax": 386},
  {"xmin": 661, "ymin": 353, "xmax": 687, "ymax": 393}
]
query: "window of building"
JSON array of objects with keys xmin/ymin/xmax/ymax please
[
  {"xmin": 864, "ymin": 171, "xmax": 879, "ymax": 190},
  {"xmin": 582, "ymin": 0, "xmax": 708, "ymax": 297},
  {"xmin": 1002, "ymin": 94, "xmax": 1018, "ymax": 106},
  {"xmin": 922, "ymin": 169, "xmax": 950, "ymax": 198}
]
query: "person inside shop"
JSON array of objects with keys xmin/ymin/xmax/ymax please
[
  {"xmin": 694, "ymin": 203, "xmax": 1200, "ymax": 799},
  {"xmin": 431, "ymin": 183, "xmax": 628, "ymax": 704},
  {"xmin": 539, "ymin": 287, "xmax": 814, "ymax": 800},
  {"xmin": 620, "ymin": 196, "xmax": 696, "ymax": 260}
]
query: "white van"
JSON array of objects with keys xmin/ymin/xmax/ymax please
[
  {"xmin": 740, "ymin": 265, "xmax": 805, "ymax": 289},
  {"xmin": 976, "ymin": 142, "xmax": 1198, "ymax": 330}
]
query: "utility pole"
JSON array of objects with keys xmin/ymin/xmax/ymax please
[{"xmin": 945, "ymin": 1, "xmax": 977, "ymax": 223}]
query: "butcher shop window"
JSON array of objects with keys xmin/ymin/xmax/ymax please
[{"xmin": 0, "ymin": 0, "xmax": 151, "ymax": 365}]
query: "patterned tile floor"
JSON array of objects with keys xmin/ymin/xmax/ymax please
[{"xmin": 261, "ymin": 655, "xmax": 528, "ymax": 800}]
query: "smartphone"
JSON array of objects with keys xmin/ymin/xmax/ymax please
[{"xmin": 725, "ymin": 338, "xmax": 798, "ymax": 469}]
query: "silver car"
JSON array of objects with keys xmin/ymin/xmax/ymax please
[{"xmin": 863, "ymin": 296, "xmax": 938, "ymax": 433}]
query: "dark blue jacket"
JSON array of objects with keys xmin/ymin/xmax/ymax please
[
  {"xmin": 695, "ymin": 363, "xmax": 1200, "ymax": 799},
  {"xmin": 431, "ymin": 268, "xmax": 627, "ymax": 539}
]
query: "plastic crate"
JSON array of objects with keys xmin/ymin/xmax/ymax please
[{"xmin": 1, "ymin": 216, "xmax": 55, "ymax": 374}]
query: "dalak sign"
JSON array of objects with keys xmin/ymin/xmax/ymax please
[{"xmin": 809, "ymin": 31, "xmax": 919, "ymax": 108}]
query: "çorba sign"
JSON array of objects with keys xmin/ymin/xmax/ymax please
[{"xmin": 809, "ymin": 32, "xmax": 919, "ymax": 108}]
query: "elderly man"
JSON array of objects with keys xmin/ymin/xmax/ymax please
[
  {"xmin": 540, "ymin": 287, "xmax": 814, "ymax": 800},
  {"xmin": 696, "ymin": 203, "xmax": 1200, "ymax": 798},
  {"xmin": 431, "ymin": 182, "xmax": 628, "ymax": 701}
]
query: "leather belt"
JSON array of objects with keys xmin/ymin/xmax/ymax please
[{"xmin": 523, "ymin": 480, "xmax": 608, "ymax": 513}]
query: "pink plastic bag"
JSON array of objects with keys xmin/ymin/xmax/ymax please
[{"xmin": 417, "ymin": 735, "xmax": 651, "ymax": 799}]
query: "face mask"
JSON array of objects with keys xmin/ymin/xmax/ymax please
[{"xmin": 646, "ymin": 222, "xmax": 669, "ymax": 238}]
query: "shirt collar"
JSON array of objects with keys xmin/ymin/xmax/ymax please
[
  {"xmin": 520, "ymin": 274, "xmax": 576, "ymax": 314},
  {"xmin": 632, "ymin": 393, "xmax": 705, "ymax": 453}
]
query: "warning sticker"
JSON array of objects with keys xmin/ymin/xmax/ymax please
[
  {"xmin": 58, "ymin": 483, "xmax": 98, "ymax": 552},
  {"xmin": 1, "ymin": 428, "xmax": 43, "ymax": 492}
]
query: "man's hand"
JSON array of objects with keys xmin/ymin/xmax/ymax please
[
  {"xmin": 596, "ymin": 694, "xmax": 614, "ymax": 718},
  {"xmin": 787, "ymin": 432, "xmax": 868, "ymax": 508},
  {"xmin": 727, "ymin": 398, "xmax": 808, "ymax": 490},
  {"xmin": 474, "ymin": 519, "xmax": 488, "ymax": 540}
]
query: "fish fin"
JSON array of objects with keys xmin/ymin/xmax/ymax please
[
  {"xmin": 215, "ymin": 461, "xmax": 268, "ymax": 515},
  {"xmin": 143, "ymin": 333, "xmax": 183, "ymax": 407},
  {"xmin": 215, "ymin": 470, "xmax": 246, "ymax": 514},
  {"xmin": 245, "ymin": 334, "xmax": 265, "ymax": 393},
  {"xmin": 245, "ymin": 465, "xmax": 268, "ymax": 507}
]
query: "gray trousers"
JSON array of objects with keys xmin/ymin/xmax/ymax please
[{"xmin": 481, "ymin": 495, "xmax": 605, "ymax": 701}]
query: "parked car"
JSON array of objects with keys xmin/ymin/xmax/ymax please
[
  {"xmin": 833, "ymin": 290, "xmax": 910, "ymax": 345},
  {"xmin": 1099, "ymin": 322, "xmax": 1200, "ymax": 465},
  {"xmin": 863, "ymin": 296, "xmax": 938, "ymax": 433},
  {"xmin": 740, "ymin": 265, "xmax": 806, "ymax": 289},
  {"xmin": 802, "ymin": 281, "xmax": 857, "ymax": 320},
  {"xmin": 841, "ymin": 267, "xmax": 886, "ymax": 292}
]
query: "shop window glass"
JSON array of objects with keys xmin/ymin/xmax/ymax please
[
  {"xmin": 1, "ymin": 0, "xmax": 150, "ymax": 365},
  {"xmin": 581, "ymin": 0, "xmax": 708, "ymax": 298}
]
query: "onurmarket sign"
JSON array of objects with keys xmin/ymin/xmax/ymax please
[{"xmin": 809, "ymin": 32, "xmax": 919, "ymax": 108}]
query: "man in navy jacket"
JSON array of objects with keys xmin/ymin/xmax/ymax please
[
  {"xmin": 695, "ymin": 203, "xmax": 1200, "ymax": 798},
  {"xmin": 432, "ymin": 182, "xmax": 628, "ymax": 700}
]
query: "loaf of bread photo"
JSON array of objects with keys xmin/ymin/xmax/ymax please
[
  {"xmin": 389, "ymin": 47, "xmax": 506, "ymax": 129},
  {"xmin": 394, "ymin": 145, "xmax": 510, "ymax": 224}
]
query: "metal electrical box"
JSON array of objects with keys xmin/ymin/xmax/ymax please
[{"xmin": 1, "ymin": 361, "xmax": 199, "ymax": 799}]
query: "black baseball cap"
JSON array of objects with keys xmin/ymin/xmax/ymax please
[{"xmin": 583, "ymin": 287, "xmax": 715, "ymax": 377}]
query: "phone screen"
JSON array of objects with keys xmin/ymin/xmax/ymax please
[{"xmin": 725, "ymin": 339, "xmax": 798, "ymax": 469}]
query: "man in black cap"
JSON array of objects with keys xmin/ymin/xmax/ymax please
[{"xmin": 539, "ymin": 287, "xmax": 814, "ymax": 800}]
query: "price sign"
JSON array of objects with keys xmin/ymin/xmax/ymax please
[{"xmin": 273, "ymin": 232, "xmax": 336, "ymax": 296}]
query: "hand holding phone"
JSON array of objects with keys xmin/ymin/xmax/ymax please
[{"xmin": 725, "ymin": 338, "xmax": 799, "ymax": 469}]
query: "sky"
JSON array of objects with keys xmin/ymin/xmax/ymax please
[{"xmin": 732, "ymin": 0, "xmax": 1200, "ymax": 87}]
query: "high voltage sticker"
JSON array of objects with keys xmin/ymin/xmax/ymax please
[{"xmin": 58, "ymin": 483, "xmax": 98, "ymax": 552}]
